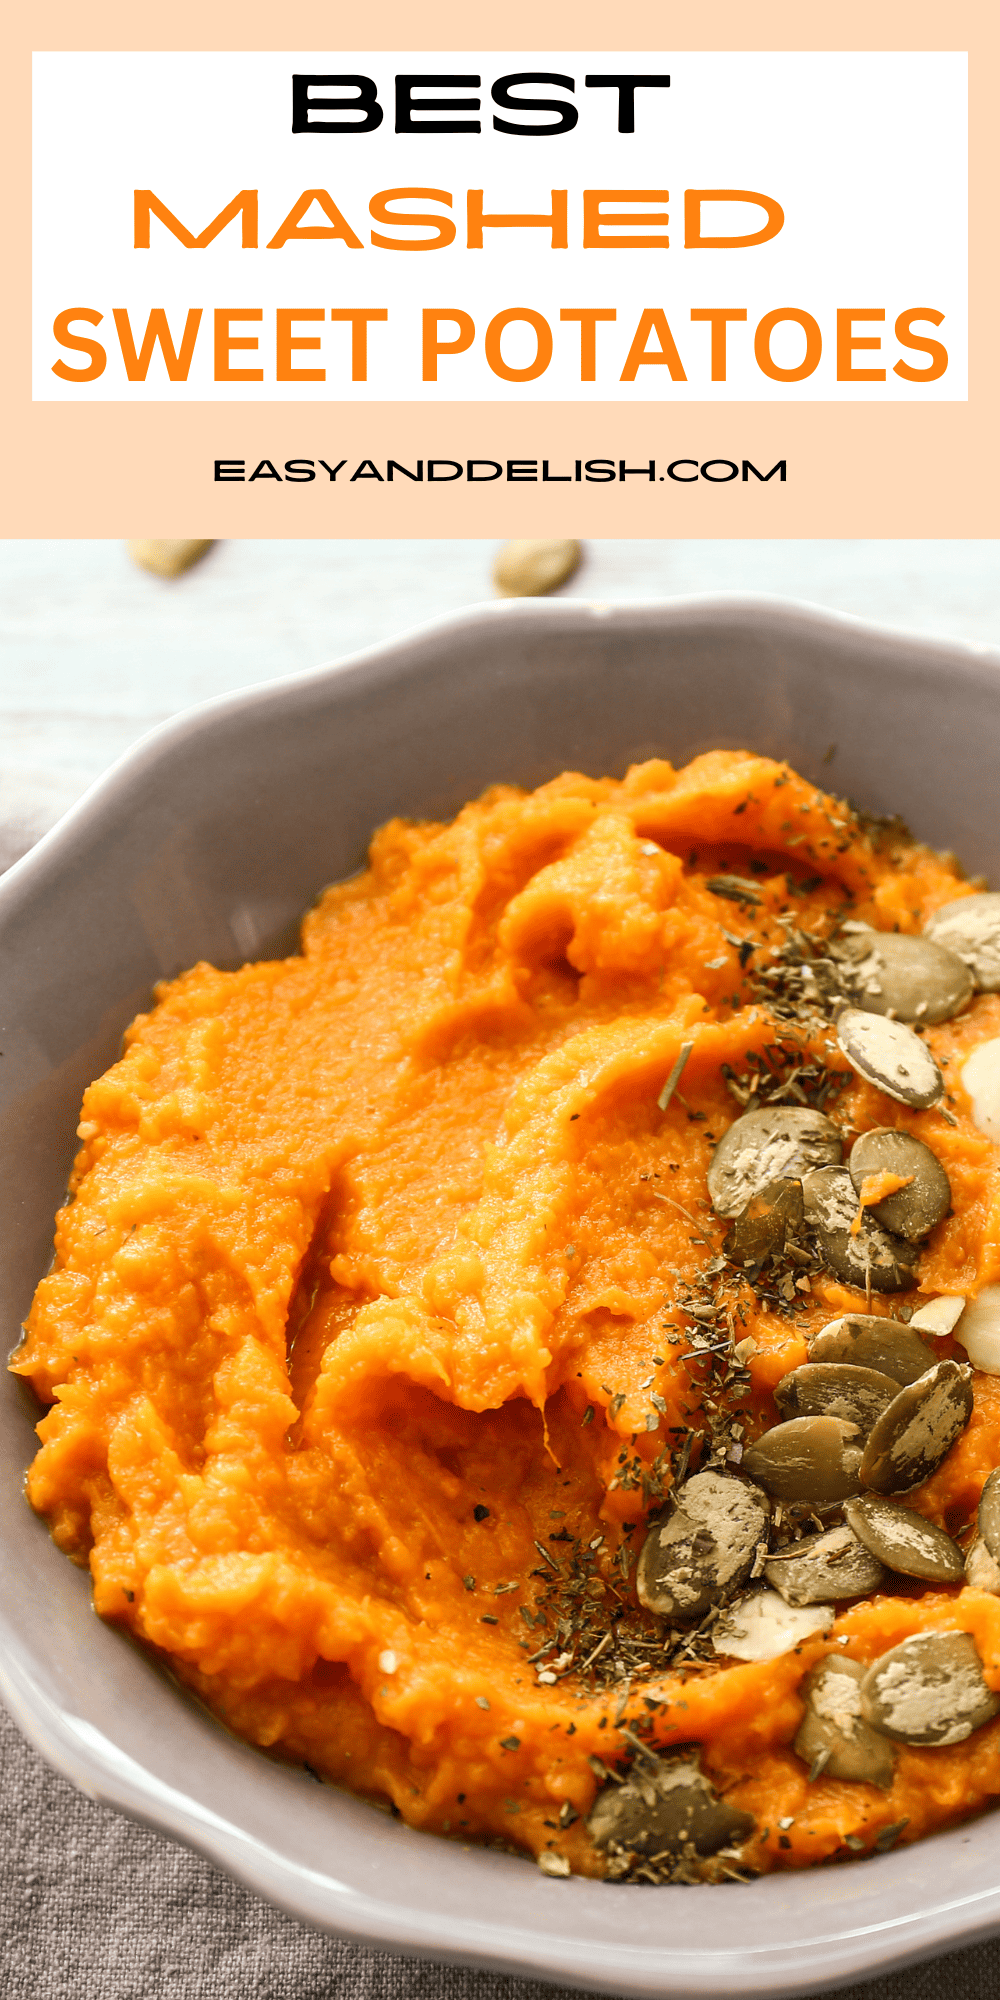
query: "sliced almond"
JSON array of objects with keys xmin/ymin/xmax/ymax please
[
  {"xmin": 961, "ymin": 1039, "xmax": 1000, "ymax": 1140},
  {"xmin": 925, "ymin": 894, "xmax": 1000, "ymax": 991},
  {"xmin": 965, "ymin": 1536, "xmax": 1000, "ymax": 1594},
  {"xmin": 953, "ymin": 1285, "xmax": 1000, "ymax": 1375},
  {"xmin": 711, "ymin": 1589, "xmax": 834, "ymax": 1661},
  {"xmin": 909, "ymin": 1296, "xmax": 966, "ymax": 1337}
]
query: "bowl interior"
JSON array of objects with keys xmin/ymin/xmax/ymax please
[{"xmin": 3, "ymin": 595, "xmax": 1000, "ymax": 1998}]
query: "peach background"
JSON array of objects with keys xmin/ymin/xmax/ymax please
[{"xmin": 4, "ymin": 0, "xmax": 996, "ymax": 537}]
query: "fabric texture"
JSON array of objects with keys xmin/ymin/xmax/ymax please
[{"xmin": 0, "ymin": 1702, "xmax": 995, "ymax": 2000}]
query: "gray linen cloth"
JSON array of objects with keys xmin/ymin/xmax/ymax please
[{"xmin": 1, "ymin": 1702, "xmax": 995, "ymax": 2000}]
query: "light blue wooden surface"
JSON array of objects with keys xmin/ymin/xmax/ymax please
[{"xmin": 1, "ymin": 539, "xmax": 998, "ymax": 870}]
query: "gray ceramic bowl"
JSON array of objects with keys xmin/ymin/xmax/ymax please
[{"xmin": 3, "ymin": 595, "xmax": 1000, "ymax": 1998}]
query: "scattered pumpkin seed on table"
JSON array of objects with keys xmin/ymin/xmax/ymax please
[
  {"xmin": 127, "ymin": 539, "xmax": 213, "ymax": 578},
  {"xmin": 492, "ymin": 539, "xmax": 582, "ymax": 597}
]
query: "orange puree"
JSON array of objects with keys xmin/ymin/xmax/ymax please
[
  {"xmin": 14, "ymin": 750, "xmax": 1000, "ymax": 1879},
  {"xmin": 851, "ymin": 1172, "xmax": 914, "ymax": 1234}
]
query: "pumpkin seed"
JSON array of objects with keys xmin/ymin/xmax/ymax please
[
  {"xmin": 843, "ymin": 1494, "xmax": 966, "ymax": 1582},
  {"xmin": 953, "ymin": 1284, "xmax": 1000, "ymax": 1376},
  {"xmin": 925, "ymin": 893, "xmax": 1000, "ymax": 991},
  {"xmin": 722, "ymin": 1176, "xmax": 803, "ymax": 1269},
  {"xmin": 492, "ymin": 539, "xmax": 582, "ymax": 598},
  {"xmin": 835, "ymin": 1007, "xmax": 944, "ymax": 1109},
  {"xmin": 847, "ymin": 1129, "xmax": 951, "ymax": 1242},
  {"xmin": 832, "ymin": 930, "xmax": 973, "ymax": 1025},
  {"xmin": 962, "ymin": 1039, "xmax": 1000, "ymax": 1141},
  {"xmin": 127, "ymin": 538, "xmax": 213, "ymax": 579},
  {"xmin": 765, "ymin": 1523, "xmax": 885, "ymax": 1605},
  {"xmin": 793, "ymin": 1655, "xmax": 896, "ymax": 1788},
  {"xmin": 801, "ymin": 1166, "xmax": 920, "ymax": 1292},
  {"xmin": 860, "ymin": 1631, "xmax": 1000, "ymax": 1746},
  {"xmin": 636, "ymin": 1472, "xmax": 769, "ymax": 1622},
  {"xmin": 707, "ymin": 1106, "xmax": 842, "ymax": 1218},
  {"xmin": 774, "ymin": 1362, "xmax": 899, "ymax": 1435},
  {"xmin": 586, "ymin": 1747, "xmax": 755, "ymax": 1857},
  {"xmin": 742, "ymin": 1415, "xmax": 864, "ymax": 1504},
  {"xmin": 909, "ymin": 1295, "xmax": 966, "ymax": 1337},
  {"xmin": 859, "ymin": 1359, "xmax": 973, "ymax": 1494},
  {"xmin": 808, "ymin": 1314, "xmax": 935, "ymax": 1386},
  {"xmin": 965, "ymin": 1537, "xmax": 1000, "ymax": 1594},
  {"xmin": 711, "ymin": 1588, "xmax": 834, "ymax": 1661}
]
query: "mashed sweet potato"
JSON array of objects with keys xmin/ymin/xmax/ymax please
[{"xmin": 15, "ymin": 751, "xmax": 1000, "ymax": 1878}]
